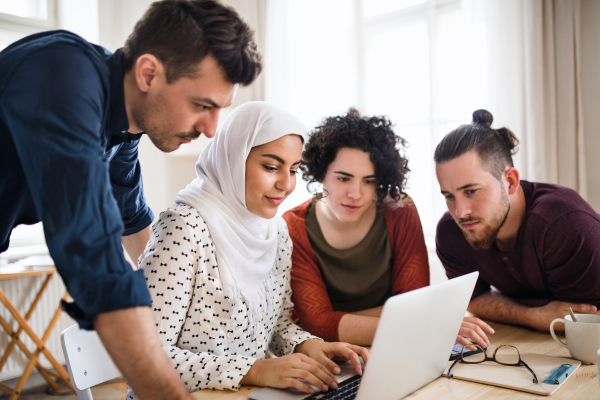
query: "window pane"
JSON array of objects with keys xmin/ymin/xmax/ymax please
[
  {"xmin": 396, "ymin": 124, "xmax": 435, "ymax": 232},
  {"xmin": 265, "ymin": 0, "xmax": 359, "ymax": 129},
  {"xmin": 363, "ymin": 19, "xmax": 429, "ymax": 125},
  {"xmin": 0, "ymin": 0, "xmax": 48, "ymax": 20},
  {"xmin": 0, "ymin": 29, "xmax": 25, "ymax": 51},
  {"xmin": 362, "ymin": 0, "xmax": 426, "ymax": 18},
  {"xmin": 435, "ymin": 8, "xmax": 487, "ymax": 121}
]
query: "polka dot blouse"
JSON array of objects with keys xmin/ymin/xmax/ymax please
[{"xmin": 125, "ymin": 204, "xmax": 318, "ymax": 399}]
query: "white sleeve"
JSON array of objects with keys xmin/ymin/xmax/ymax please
[
  {"xmin": 269, "ymin": 221, "xmax": 320, "ymax": 357},
  {"xmin": 140, "ymin": 208, "xmax": 256, "ymax": 391}
]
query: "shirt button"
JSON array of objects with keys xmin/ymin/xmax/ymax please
[
  {"xmin": 259, "ymin": 337, "xmax": 263, "ymax": 342},
  {"xmin": 503, "ymin": 257, "xmax": 509, "ymax": 262}
]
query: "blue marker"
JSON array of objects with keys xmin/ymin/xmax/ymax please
[{"xmin": 543, "ymin": 364, "xmax": 575, "ymax": 385}]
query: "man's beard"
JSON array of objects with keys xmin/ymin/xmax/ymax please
[
  {"xmin": 459, "ymin": 188, "xmax": 510, "ymax": 251},
  {"xmin": 131, "ymin": 98, "xmax": 201, "ymax": 153}
]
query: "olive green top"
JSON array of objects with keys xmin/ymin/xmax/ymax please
[{"xmin": 305, "ymin": 202, "xmax": 393, "ymax": 312}]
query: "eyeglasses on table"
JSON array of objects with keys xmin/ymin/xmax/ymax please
[{"xmin": 447, "ymin": 344, "xmax": 538, "ymax": 384}]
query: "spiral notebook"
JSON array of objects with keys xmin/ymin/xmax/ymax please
[{"xmin": 443, "ymin": 353, "xmax": 581, "ymax": 396}]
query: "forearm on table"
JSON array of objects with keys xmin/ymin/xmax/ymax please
[
  {"xmin": 467, "ymin": 291, "xmax": 536, "ymax": 328},
  {"xmin": 337, "ymin": 314, "xmax": 379, "ymax": 346},
  {"xmin": 512, "ymin": 297, "xmax": 553, "ymax": 307},
  {"xmin": 94, "ymin": 307, "xmax": 192, "ymax": 400},
  {"xmin": 122, "ymin": 225, "xmax": 151, "ymax": 265}
]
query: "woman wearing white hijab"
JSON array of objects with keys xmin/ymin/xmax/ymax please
[{"xmin": 127, "ymin": 102, "xmax": 368, "ymax": 399}]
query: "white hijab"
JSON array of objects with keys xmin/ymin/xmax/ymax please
[{"xmin": 175, "ymin": 101, "xmax": 307, "ymax": 332}]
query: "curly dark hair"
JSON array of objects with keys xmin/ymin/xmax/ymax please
[{"xmin": 301, "ymin": 108, "xmax": 410, "ymax": 206}]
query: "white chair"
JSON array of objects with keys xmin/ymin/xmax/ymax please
[{"xmin": 61, "ymin": 324, "xmax": 121, "ymax": 400}]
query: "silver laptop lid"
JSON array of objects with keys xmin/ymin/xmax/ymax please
[{"xmin": 356, "ymin": 271, "xmax": 478, "ymax": 400}]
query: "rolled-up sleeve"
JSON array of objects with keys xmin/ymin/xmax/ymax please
[
  {"xmin": 109, "ymin": 141, "xmax": 153, "ymax": 236},
  {"xmin": 1, "ymin": 43, "xmax": 151, "ymax": 329}
]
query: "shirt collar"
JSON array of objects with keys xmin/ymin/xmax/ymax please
[{"xmin": 106, "ymin": 49, "xmax": 143, "ymax": 142}]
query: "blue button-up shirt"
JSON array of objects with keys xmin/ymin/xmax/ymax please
[{"xmin": 0, "ymin": 30, "xmax": 153, "ymax": 329}]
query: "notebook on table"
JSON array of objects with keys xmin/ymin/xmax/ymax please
[{"xmin": 443, "ymin": 353, "xmax": 581, "ymax": 396}]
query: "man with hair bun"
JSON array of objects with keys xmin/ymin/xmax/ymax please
[
  {"xmin": 434, "ymin": 109, "xmax": 600, "ymax": 332},
  {"xmin": 0, "ymin": 1, "xmax": 261, "ymax": 398}
]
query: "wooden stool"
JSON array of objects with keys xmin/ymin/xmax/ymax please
[{"xmin": 0, "ymin": 265, "xmax": 74, "ymax": 399}]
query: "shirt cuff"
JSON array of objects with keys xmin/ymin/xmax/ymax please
[
  {"xmin": 286, "ymin": 330, "xmax": 322, "ymax": 355},
  {"xmin": 61, "ymin": 268, "xmax": 152, "ymax": 330},
  {"xmin": 223, "ymin": 357, "xmax": 257, "ymax": 391},
  {"xmin": 122, "ymin": 203, "xmax": 154, "ymax": 236}
]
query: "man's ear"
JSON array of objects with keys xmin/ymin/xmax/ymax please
[
  {"xmin": 504, "ymin": 167, "xmax": 520, "ymax": 195},
  {"xmin": 134, "ymin": 54, "xmax": 165, "ymax": 93}
]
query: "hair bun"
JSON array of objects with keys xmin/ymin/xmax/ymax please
[{"xmin": 472, "ymin": 109, "xmax": 493, "ymax": 128}]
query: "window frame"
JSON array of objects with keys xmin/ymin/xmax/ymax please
[
  {"xmin": 356, "ymin": 0, "xmax": 464, "ymax": 238},
  {"xmin": 0, "ymin": 0, "xmax": 57, "ymax": 32}
]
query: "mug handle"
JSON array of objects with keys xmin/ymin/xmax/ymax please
[{"xmin": 550, "ymin": 318, "xmax": 568, "ymax": 348}]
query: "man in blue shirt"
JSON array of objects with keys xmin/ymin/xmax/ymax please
[{"xmin": 0, "ymin": 1, "xmax": 261, "ymax": 399}]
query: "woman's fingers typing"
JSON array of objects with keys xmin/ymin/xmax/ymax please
[
  {"xmin": 464, "ymin": 317, "xmax": 495, "ymax": 334},
  {"xmin": 459, "ymin": 323, "xmax": 489, "ymax": 347},
  {"xmin": 455, "ymin": 334, "xmax": 478, "ymax": 351},
  {"xmin": 246, "ymin": 354, "xmax": 340, "ymax": 393},
  {"xmin": 311, "ymin": 342, "xmax": 368, "ymax": 376},
  {"xmin": 295, "ymin": 353, "xmax": 338, "ymax": 389},
  {"xmin": 458, "ymin": 317, "xmax": 494, "ymax": 348}
]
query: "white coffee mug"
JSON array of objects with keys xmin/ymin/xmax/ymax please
[
  {"xmin": 597, "ymin": 349, "xmax": 600, "ymax": 386},
  {"xmin": 550, "ymin": 314, "xmax": 600, "ymax": 364}
]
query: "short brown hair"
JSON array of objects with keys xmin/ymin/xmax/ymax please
[
  {"xmin": 301, "ymin": 108, "xmax": 410, "ymax": 206},
  {"xmin": 434, "ymin": 109, "xmax": 519, "ymax": 180},
  {"xmin": 122, "ymin": 0, "xmax": 262, "ymax": 85}
]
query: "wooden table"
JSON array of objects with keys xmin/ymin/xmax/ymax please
[{"xmin": 190, "ymin": 320, "xmax": 600, "ymax": 399}]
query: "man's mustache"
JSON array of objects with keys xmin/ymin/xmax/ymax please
[
  {"xmin": 179, "ymin": 130, "xmax": 202, "ymax": 140},
  {"xmin": 458, "ymin": 217, "xmax": 481, "ymax": 225}
]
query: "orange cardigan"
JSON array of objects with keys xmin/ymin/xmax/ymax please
[{"xmin": 282, "ymin": 198, "xmax": 430, "ymax": 342}]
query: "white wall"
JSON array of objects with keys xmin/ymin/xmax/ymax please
[
  {"xmin": 57, "ymin": 0, "xmax": 98, "ymax": 43},
  {"xmin": 581, "ymin": 0, "xmax": 600, "ymax": 212}
]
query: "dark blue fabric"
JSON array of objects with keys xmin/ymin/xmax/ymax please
[{"xmin": 0, "ymin": 30, "xmax": 153, "ymax": 329}]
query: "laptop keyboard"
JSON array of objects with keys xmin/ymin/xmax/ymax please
[{"xmin": 305, "ymin": 375, "xmax": 362, "ymax": 399}]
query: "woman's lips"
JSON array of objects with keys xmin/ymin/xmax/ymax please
[
  {"xmin": 266, "ymin": 196, "xmax": 283, "ymax": 206},
  {"xmin": 342, "ymin": 204, "xmax": 361, "ymax": 212}
]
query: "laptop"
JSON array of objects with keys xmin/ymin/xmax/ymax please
[{"xmin": 249, "ymin": 271, "xmax": 479, "ymax": 400}]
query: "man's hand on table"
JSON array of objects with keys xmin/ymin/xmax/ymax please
[{"xmin": 527, "ymin": 301, "xmax": 600, "ymax": 331}]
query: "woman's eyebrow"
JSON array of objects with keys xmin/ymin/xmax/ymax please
[
  {"xmin": 333, "ymin": 171, "xmax": 354, "ymax": 177},
  {"xmin": 261, "ymin": 154, "xmax": 285, "ymax": 163},
  {"xmin": 334, "ymin": 171, "xmax": 376, "ymax": 179},
  {"xmin": 261, "ymin": 154, "xmax": 301, "ymax": 166}
]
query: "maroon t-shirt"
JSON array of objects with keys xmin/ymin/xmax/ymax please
[{"xmin": 436, "ymin": 180, "xmax": 600, "ymax": 306}]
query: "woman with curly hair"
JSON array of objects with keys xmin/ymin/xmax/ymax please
[{"xmin": 283, "ymin": 108, "xmax": 494, "ymax": 347}]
